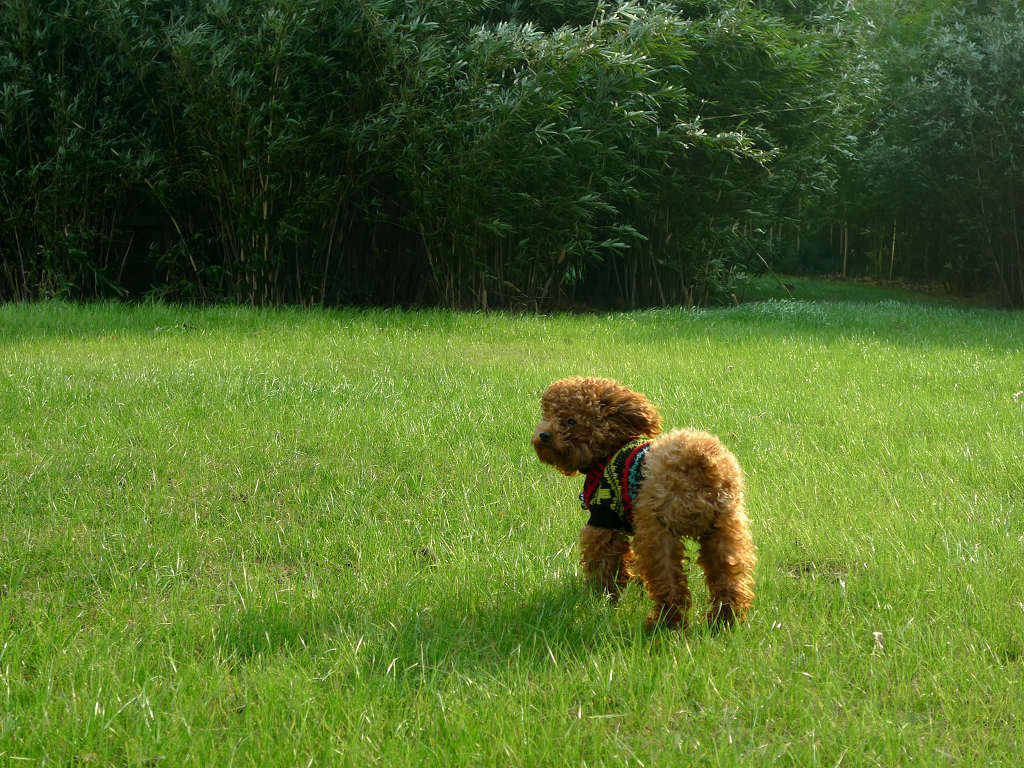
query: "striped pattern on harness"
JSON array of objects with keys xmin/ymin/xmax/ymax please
[{"xmin": 579, "ymin": 437, "xmax": 652, "ymax": 534}]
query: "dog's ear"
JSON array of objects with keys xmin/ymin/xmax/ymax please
[{"xmin": 601, "ymin": 382, "xmax": 663, "ymax": 437}]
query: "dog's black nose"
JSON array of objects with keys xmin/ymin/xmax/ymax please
[{"xmin": 538, "ymin": 431, "xmax": 552, "ymax": 443}]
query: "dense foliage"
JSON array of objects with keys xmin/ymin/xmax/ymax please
[
  {"xmin": 1, "ymin": 0, "xmax": 1021, "ymax": 307},
  {"xmin": 838, "ymin": 1, "xmax": 1024, "ymax": 305}
]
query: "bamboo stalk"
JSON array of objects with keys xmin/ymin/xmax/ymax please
[{"xmin": 889, "ymin": 218, "xmax": 896, "ymax": 281}]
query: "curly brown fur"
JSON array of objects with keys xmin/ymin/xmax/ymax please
[
  {"xmin": 578, "ymin": 525, "xmax": 633, "ymax": 599},
  {"xmin": 531, "ymin": 377, "xmax": 662, "ymax": 476},
  {"xmin": 532, "ymin": 377, "xmax": 756, "ymax": 631}
]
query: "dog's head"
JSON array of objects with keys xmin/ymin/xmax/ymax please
[{"xmin": 531, "ymin": 377, "xmax": 662, "ymax": 475}]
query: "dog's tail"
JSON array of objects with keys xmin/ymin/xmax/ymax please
[{"xmin": 681, "ymin": 430, "xmax": 744, "ymax": 497}]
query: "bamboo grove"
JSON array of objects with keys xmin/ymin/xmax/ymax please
[{"xmin": 2, "ymin": 0, "xmax": 1022, "ymax": 308}]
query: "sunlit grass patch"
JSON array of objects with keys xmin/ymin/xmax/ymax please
[{"xmin": 1, "ymin": 297, "xmax": 1022, "ymax": 766}]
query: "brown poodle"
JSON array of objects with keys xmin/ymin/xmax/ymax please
[{"xmin": 531, "ymin": 377, "xmax": 755, "ymax": 631}]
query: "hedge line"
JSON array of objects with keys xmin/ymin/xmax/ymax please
[{"xmin": 1, "ymin": 0, "xmax": 843, "ymax": 308}]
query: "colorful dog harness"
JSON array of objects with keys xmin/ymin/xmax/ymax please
[{"xmin": 580, "ymin": 437, "xmax": 652, "ymax": 534}]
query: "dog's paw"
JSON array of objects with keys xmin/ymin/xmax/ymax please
[
  {"xmin": 705, "ymin": 603, "xmax": 741, "ymax": 629},
  {"xmin": 644, "ymin": 604, "xmax": 686, "ymax": 632}
]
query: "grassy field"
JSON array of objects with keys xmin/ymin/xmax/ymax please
[{"xmin": 1, "ymin": 291, "xmax": 1022, "ymax": 766}]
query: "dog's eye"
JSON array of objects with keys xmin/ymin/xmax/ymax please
[{"xmin": 565, "ymin": 418, "xmax": 576, "ymax": 426}]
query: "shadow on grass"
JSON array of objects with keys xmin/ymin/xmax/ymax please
[
  {"xmin": 214, "ymin": 600, "xmax": 326, "ymax": 661},
  {"xmin": 352, "ymin": 575, "xmax": 739, "ymax": 684},
  {"xmin": 207, "ymin": 573, "xmax": 731, "ymax": 677},
  {"xmin": 638, "ymin": 297, "xmax": 1022, "ymax": 353},
  {"xmin": 5, "ymin": 298, "xmax": 1020, "ymax": 353}
]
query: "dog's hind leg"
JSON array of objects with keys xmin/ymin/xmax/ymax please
[
  {"xmin": 696, "ymin": 507, "xmax": 756, "ymax": 627},
  {"xmin": 578, "ymin": 525, "xmax": 632, "ymax": 600},
  {"xmin": 630, "ymin": 509, "xmax": 690, "ymax": 630}
]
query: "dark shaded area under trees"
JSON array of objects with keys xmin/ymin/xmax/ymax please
[{"xmin": 2, "ymin": 0, "xmax": 1022, "ymax": 309}]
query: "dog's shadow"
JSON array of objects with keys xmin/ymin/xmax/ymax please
[
  {"xmin": 212, "ymin": 573, "xmax": 725, "ymax": 682},
  {"xmin": 349, "ymin": 575, "xmax": 733, "ymax": 684},
  {"xmin": 357, "ymin": 578, "xmax": 639, "ymax": 681},
  {"xmin": 214, "ymin": 577, "xmax": 621, "ymax": 663}
]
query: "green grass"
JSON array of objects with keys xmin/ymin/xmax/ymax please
[{"xmin": 1, "ymin": 293, "xmax": 1022, "ymax": 766}]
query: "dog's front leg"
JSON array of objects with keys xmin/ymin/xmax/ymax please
[{"xmin": 578, "ymin": 525, "xmax": 632, "ymax": 600}]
